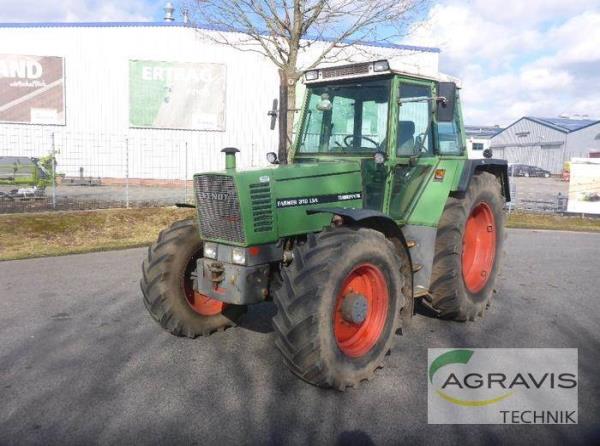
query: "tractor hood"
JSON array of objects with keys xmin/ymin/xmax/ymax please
[{"xmin": 193, "ymin": 160, "xmax": 364, "ymax": 246}]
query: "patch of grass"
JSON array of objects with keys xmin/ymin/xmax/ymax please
[
  {"xmin": 507, "ymin": 212, "xmax": 600, "ymax": 232},
  {"xmin": 1, "ymin": 208, "xmax": 598, "ymax": 262},
  {"xmin": 0, "ymin": 207, "xmax": 195, "ymax": 261}
]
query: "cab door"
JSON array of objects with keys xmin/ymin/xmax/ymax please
[{"xmin": 386, "ymin": 79, "xmax": 438, "ymax": 222}]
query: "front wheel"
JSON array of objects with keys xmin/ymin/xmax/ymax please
[
  {"xmin": 141, "ymin": 219, "xmax": 246, "ymax": 337},
  {"xmin": 429, "ymin": 172, "xmax": 506, "ymax": 321},
  {"xmin": 272, "ymin": 227, "xmax": 408, "ymax": 390}
]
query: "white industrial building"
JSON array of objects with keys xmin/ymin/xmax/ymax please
[
  {"xmin": 491, "ymin": 116, "xmax": 600, "ymax": 174},
  {"xmin": 0, "ymin": 19, "xmax": 440, "ymax": 181}
]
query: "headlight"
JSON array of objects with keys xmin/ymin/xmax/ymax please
[
  {"xmin": 373, "ymin": 60, "xmax": 390, "ymax": 72},
  {"xmin": 231, "ymin": 247, "xmax": 246, "ymax": 265},
  {"xmin": 374, "ymin": 151, "xmax": 386, "ymax": 165},
  {"xmin": 266, "ymin": 152, "xmax": 279, "ymax": 164},
  {"xmin": 305, "ymin": 70, "xmax": 319, "ymax": 81},
  {"xmin": 204, "ymin": 243, "xmax": 217, "ymax": 259}
]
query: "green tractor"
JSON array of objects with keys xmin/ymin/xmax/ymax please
[
  {"xmin": 0, "ymin": 155, "xmax": 54, "ymax": 200},
  {"xmin": 141, "ymin": 59, "xmax": 510, "ymax": 390}
]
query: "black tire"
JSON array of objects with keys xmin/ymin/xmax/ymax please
[
  {"xmin": 429, "ymin": 172, "xmax": 505, "ymax": 321},
  {"xmin": 272, "ymin": 226, "xmax": 408, "ymax": 390},
  {"xmin": 140, "ymin": 219, "xmax": 246, "ymax": 337}
]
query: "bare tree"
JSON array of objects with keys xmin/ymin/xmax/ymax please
[{"xmin": 184, "ymin": 0, "xmax": 427, "ymax": 162}]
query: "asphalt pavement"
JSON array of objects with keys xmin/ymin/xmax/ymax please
[{"xmin": 1, "ymin": 229, "xmax": 599, "ymax": 445}]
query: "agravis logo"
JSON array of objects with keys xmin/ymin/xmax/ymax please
[
  {"xmin": 429, "ymin": 349, "xmax": 514, "ymax": 406},
  {"xmin": 427, "ymin": 348, "xmax": 578, "ymax": 424}
]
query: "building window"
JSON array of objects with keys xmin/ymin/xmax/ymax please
[
  {"xmin": 595, "ymin": 133, "xmax": 600, "ymax": 140},
  {"xmin": 472, "ymin": 142, "xmax": 484, "ymax": 151}
]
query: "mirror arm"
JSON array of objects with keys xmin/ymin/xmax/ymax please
[{"xmin": 398, "ymin": 96, "xmax": 447, "ymax": 105}]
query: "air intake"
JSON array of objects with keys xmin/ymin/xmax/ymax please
[
  {"xmin": 322, "ymin": 63, "xmax": 370, "ymax": 79},
  {"xmin": 249, "ymin": 182, "xmax": 273, "ymax": 233}
]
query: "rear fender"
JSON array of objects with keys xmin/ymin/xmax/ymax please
[{"xmin": 456, "ymin": 159, "xmax": 510, "ymax": 201}]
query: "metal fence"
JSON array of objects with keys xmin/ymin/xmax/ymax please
[
  {"xmin": 0, "ymin": 127, "xmax": 573, "ymax": 215},
  {"xmin": 506, "ymin": 174, "xmax": 570, "ymax": 214},
  {"xmin": 0, "ymin": 127, "xmax": 275, "ymax": 214}
]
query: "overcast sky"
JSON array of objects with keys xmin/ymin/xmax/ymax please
[
  {"xmin": 407, "ymin": 0, "xmax": 600, "ymax": 126},
  {"xmin": 1, "ymin": 0, "xmax": 599, "ymax": 126}
]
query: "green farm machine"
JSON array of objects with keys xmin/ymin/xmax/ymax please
[
  {"xmin": 0, "ymin": 155, "xmax": 54, "ymax": 200},
  {"xmin": 141, "ymin": 59, "xmax": 510, "ymax": 390}
]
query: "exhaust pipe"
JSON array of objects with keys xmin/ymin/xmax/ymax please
[{"xmin": 221, "ymin": 147, "xmax": 240, "ymax": 170}]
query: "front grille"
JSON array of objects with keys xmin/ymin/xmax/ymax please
[
  {"xmin": 194, "ymin": 175, "xmax": 245, "ymax": 243},
  {"xmin": 322, "ymin": 63, "xmax": 370, "ymax": 79},
  {"xmin": 249, "ymin": 182, "xmax": 273, "ymax": 232}
]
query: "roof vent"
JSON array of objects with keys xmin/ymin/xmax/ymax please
[{"xmin": 164, "ymin": 2, "xmax": 175, "ymax": 22}]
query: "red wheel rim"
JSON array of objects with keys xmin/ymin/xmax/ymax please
[
  {"xmin": 183, "ymin": 251, "xmax": 228, "ymax": 317},
  {"xmin": 333, "ymin": 263, "xmax": 389, "ymax": 358},
  {"xmin": 462, "ymin": 202, "xmax": 496, "ymax": 293},
  {"xmin": 187, "ymin": 291, "xmax": 227, "ymax": 316}
]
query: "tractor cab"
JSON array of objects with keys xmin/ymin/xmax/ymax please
[{"xmin": 290, "ymin": 59, "xmax": 466, "ymax": 223}]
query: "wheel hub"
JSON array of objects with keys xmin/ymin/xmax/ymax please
[{"xmin": 341, "ymin": 293, "xmax": 368, "ymax": 324}]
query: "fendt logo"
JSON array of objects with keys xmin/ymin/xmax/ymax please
[
  {"xmin": 197, "ymin": 191, "xmax": 229, "ymax": 201},
  {"xmin": 427, "ymin": 348, "xmax": 578, "ymax": 424}
]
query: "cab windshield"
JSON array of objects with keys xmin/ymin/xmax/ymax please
[{"xmin": 297, "ymin": 78, "xmax": 391, "ymax": 154}]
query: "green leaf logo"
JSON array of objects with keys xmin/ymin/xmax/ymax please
[{"xmin": 429, "ymin": 349, "xmax": 513, "ymax": 407}]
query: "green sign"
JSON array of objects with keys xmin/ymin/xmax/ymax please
[{"xmin": 129, "ymin": 60, "xmax": 226, "ymax": 130}]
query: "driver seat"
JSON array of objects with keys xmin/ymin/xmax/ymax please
[{"xmin": 397, "ymin": 121, "xmax": 416, "ymax": 155}]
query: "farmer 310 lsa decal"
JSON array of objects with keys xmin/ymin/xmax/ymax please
[{"xmin": 141, "ymin": 59, "xmax": 510, "ymax": 390}]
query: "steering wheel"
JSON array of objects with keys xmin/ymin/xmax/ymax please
[{"xmin": 343, "ymin": 134, "xmax": 380, "ymax": 149}]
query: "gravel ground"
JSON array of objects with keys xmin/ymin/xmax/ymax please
[{"xmin": 0, "ymin": 229, "xmax": 599, "ymax": 445}]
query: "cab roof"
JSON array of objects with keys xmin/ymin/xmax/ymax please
[{"xmin": 304, "ymin": 58, "xmax": 461, "ymax": 87}]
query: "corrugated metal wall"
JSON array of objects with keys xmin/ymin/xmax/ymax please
[
  {"xmin": 0, "ymin": 24, "xmax": 439, "ymax": 179},
  {"xmin": 491, "ymin": 118, "xmax": 567, "ymax": 174},
  {"xmin": 566, "ymin": 122, "xmax": 600, "ymax": 158}
]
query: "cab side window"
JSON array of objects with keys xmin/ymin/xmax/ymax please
[
  {"xmin": 397, "ymin": 84, "xmax": 433, "ymax": 157},
  {"xmin": 437, "ymin": 105, "xmax": 464, "ymax": 155}
]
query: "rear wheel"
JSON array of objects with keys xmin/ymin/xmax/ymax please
[
  {"xmin": 141, "ymin": 219, "xmax": 246, "ymax": 337},
  {"xmin": 429, "ymin": 172, "xmax": 505, "ymax": 321},
  {"xmin": 272, "ymin": 227, "xmax": 408, "ymax": 390}
]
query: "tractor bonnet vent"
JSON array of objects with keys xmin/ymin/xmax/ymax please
[
  {"xmin": 322, "ymin": 63, "xmax": 370, "ymax": 79},
  {"xmin": 194, "ymin": 174, "xmax": 245, "ymax": 243},
  {"xmin": 249, "ymin": 182, "xmax": 273, "ymax": 233}
]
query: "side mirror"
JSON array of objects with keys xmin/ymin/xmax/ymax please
[
  {"xmin": 436, "ymin": 82, "xmax": 456, "ymax": 122},
  {"xmin": 267, "ymin": 98, "xmax": 278, "ymax": 130},
  {"xmin": 483, "ymin": 148, "xmax": 493, "ymax": 159}
]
